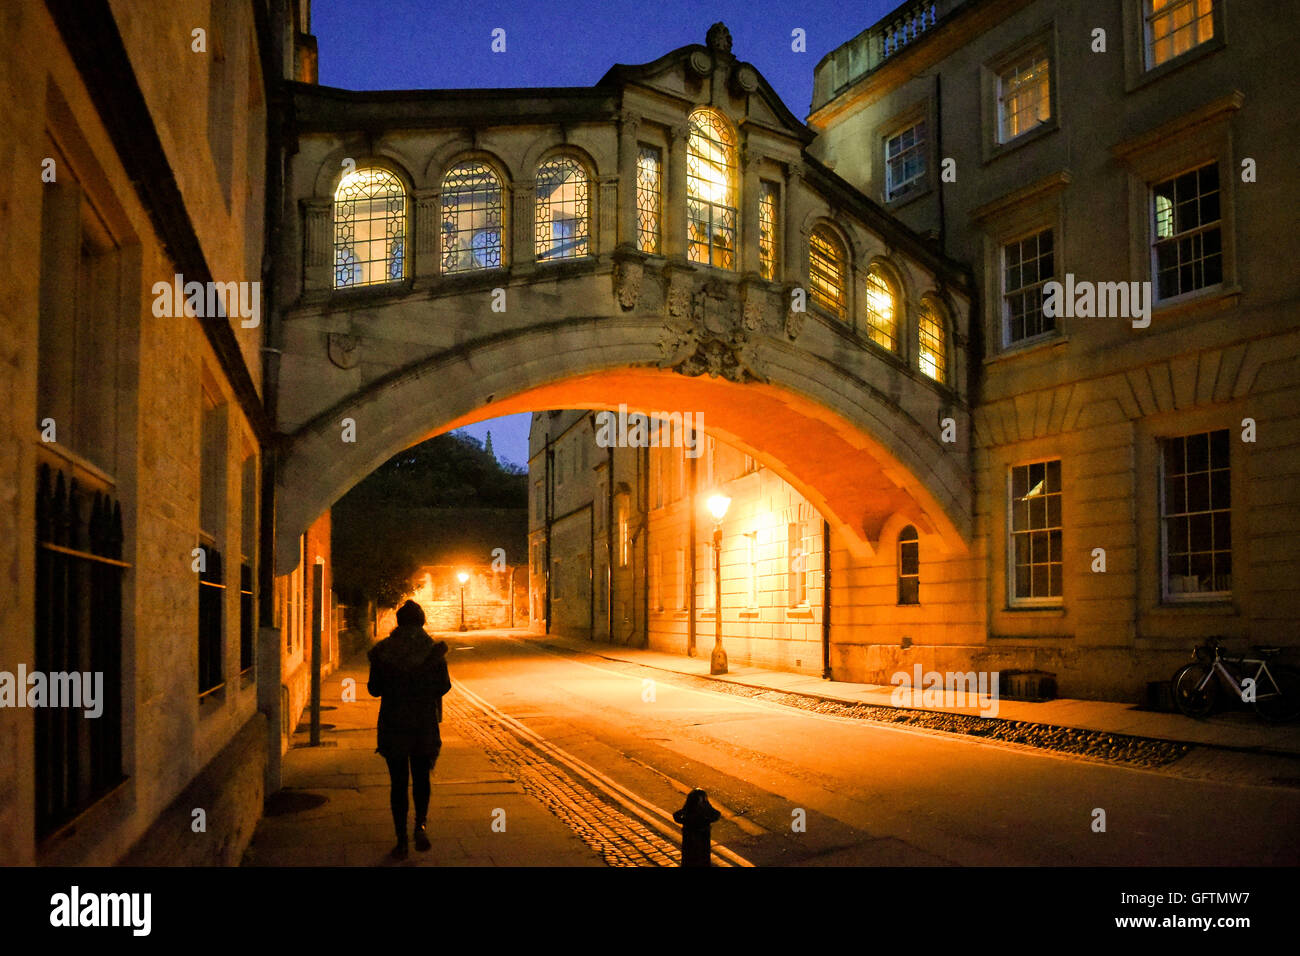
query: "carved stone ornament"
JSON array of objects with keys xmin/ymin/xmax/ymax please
[
  {"xmin": 689, "ymin": 50, "xmax": 713, "ymax": 76},
  {"xmin": 784, "ymin": 288, "xmax": 806, "ymax": 340},
  {"xmin": 327, "ymin": 332, "xmax": 361, "ymax": 369},
  {"xmin": 614, "ymin": 259, "xmax": 643, "ymax": 311},
  {"xmin": 666, "ymin": 269, "xmax": 694, "ymax": 318},
  {"xmin": 706, "ymin": 22, "xmax": 733, "ymax": 55},
  {"xmin": 657, "ymin": 280, "xmax": 768, "ymax": 384}
]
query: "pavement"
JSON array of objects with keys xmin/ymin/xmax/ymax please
[
  {"xmin": 241, "ymin": 659, "xmax": 605, "ymax": 867},
  {"xmin": 536, "ymin": 631, "xmax": 1300, "ymax": 756}
]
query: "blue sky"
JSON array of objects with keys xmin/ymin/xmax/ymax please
[{"xmin": 312, "ymin": 0, "xmax": 901, "ymax": 468}]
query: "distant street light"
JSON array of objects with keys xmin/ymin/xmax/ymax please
[
  {"xmin": 457, "ymin": 571, "xmax": 469, "ymax": 631},
  {"xmin": 706, "ymin": 494, "xmax": 730, "ymax": 675}
]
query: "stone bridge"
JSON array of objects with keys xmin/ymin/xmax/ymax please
[{"xmin": 270, "ymin": 23, "xmax": 974, "ymax": 573}]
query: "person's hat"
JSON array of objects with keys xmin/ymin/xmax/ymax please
[{"xmin": 395, "ymin": 600, "xmax": 425, "ymax": 627}]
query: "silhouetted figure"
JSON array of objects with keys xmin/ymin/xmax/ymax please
[{"xmin": 367, "ymin": 600, "xmax": 451, "ymax": 859}]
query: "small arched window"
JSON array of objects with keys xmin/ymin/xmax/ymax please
[
  {"xmin": 808, "ymin": 226, "xmax": 848, "ymax": 320},
  {"xmin": 686, "ymin": 109, "xmax": 738, "ymax": 270},
  {"xmin": 333, "ymin": 167, "xmax": 406, "ymax": 288},
  {"xmin": 864, "ymin": 267, "xmax": 898, "ymax": 352},
  {"xmin": 918, "ymin": 301, "xmax": 948, "ymax": 384},
  {"xmin": 897, "ymin": 525, "xmax": 919, "ymax": 605},
  {"xmin": 536, "ymin": 156, "xmax": 590, "ymax": 260},
  {"xmin": 442, "ymin": 161, "xmax": 504, "ymax": 273}
]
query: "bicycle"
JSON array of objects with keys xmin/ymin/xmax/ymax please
[{"xmin": 1172, "ymin": 637, "xmax": 1300, "ymax": 722}]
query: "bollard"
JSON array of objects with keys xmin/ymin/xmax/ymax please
[{"xmin": 673, "ymin": 788, "xmax": 721, "ymax": 867}]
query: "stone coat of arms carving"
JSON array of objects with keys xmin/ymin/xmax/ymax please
[{"xmin": 657, "ymin": 278, "xmax": 769, "ymax": 383}]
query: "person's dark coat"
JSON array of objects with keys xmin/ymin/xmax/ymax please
[{"xmin": 367, "ymin": 623, "xmax": 452, "ymax": 758}]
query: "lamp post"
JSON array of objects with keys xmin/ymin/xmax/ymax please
[
  {"xmin": 457, "ymin": 571, "xmax": 469, "ymax": 632},
  {"xmin": 706, "ymin": 493, "xmax": 730, "ymax": 675}
]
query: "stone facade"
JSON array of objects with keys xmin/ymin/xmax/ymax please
[{"xmin": 809, "ymin": 0, "xmax": 1300, "ymax": 698}]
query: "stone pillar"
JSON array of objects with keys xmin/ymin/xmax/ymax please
[
  {"xmin": 413, "ymin": 187, "xmax": 439, "ymax": 285},
  {"xmin": 301, "ymin": 198, "xmax": 332, "ymax": 292},
  {"xmin": 739, "ymin": 142, "xmax": 761, "ymax": 276},
  {"xmin": 599, "ymin": 179, "xmax": 619, "ymax": 257},
  {"xmin": 512, "ymin": 183, "xmax": 535, "ymax": 272},
  {"xmin": 783, "ymin": 164, "xmax": 805, "ymax": 287},
  {"xmin": 617, "ymin": 112, "xmax": 640, "ymax": 250},
  {"xmin": 665, "ymin": 122, "xmax": 689, "ymax": 260}
]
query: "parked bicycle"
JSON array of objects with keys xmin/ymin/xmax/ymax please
[{"xmin": 1172, "ymin": 637, "xmax": 1300, "ymax": 722}]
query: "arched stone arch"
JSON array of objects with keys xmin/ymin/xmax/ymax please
[
  {"xmin": 312, "ymin": 145, "xmax": 419, "ymax": 199},
  {"xmin": 273, "ymin": 314, "xmax": 972, "ymax": 573},
  {"xmin": 521, "ymin": 136, "xmax": 603, "ymax": 182},
  {"xmin": 425, "ymin": 142, "xmax": 514, "ymax": 191}
]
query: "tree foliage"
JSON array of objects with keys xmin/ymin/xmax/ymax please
[{"xmin": 331, "ymin": 432, "xmax": 528, "ymax": 609}]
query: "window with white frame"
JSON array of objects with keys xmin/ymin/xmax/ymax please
[
  {"xmin": 997, "ymin": 48, "xmax": 1051, "ymax": 143},
  {"xmin": 1152, "ymin": 161, "xmax": 1222, "ymax": 300},
  {"xmin": 1008, "ymin": 459, "xmax": 1062, "ymax": 604},
  {"xmin": 885, "ymin": 121, "xmax": 927, "ymax": 202},
  {"xmin": 1144, "ymin": 0, "xmax": 1215, "ymax": 69},
  {"xmin": 1002, "ymin": 228, "xmax": 1056, "ymax": 344},
  {"xmin": 1161, "ymin": 429, "xmax": 1230, "ymax": 599}
]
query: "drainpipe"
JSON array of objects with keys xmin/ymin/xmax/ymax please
[
  {"xmin": 544, "ymin": 435, "xmax": 553, "ymax": 633},
  {"xmin": 688, "ymin": 448, "xmax": 697, "ymax": 657},
  {"xmin": 640, "ymin": 444, "xmax": 650, "ymax": 648},
  {"xmin": 822, "ymin": 518, "xmax": 832, "ymax": 680}
]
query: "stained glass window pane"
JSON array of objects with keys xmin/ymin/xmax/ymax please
[
  {"xmin": 442, "ymin": 161, "xmax": 504, "ymax": 273},
  {"xmin": 864, "ymin": 268, "xmax": 897, "ymax": 352},
  {"xmin": 808, "ymin": 228, "xmax": 847, "ymax": 320},
  {"xmin": 536, "ymin": 157, "xmax": 589, "ymax": 261},
  {"xmin": 636, "ymin": 146, "xmax": 662, "ymax": 254},
  {"xmin": 686, "ymin": 110, "xmax": 737, "ymax": 270},
  {"xmin": 333, "ymin": 167, "xmax": 406, "ymax": 288}
]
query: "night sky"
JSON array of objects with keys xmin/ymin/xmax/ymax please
[{"xmin": 312, "ymin": 0, "xmax": 900, "ymax": 467}]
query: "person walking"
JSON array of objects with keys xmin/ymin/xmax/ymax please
[{"xmin": 367, "ymin": 599, "xmax": 452, "ymax": 860}]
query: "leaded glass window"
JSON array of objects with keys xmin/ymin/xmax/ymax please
[
  {"xmin": 864, "ymin": 267, "xmax": 898, "ymax": 352},
  {"xmin": 441, "ymin": 161, "xmax": 504, "ymax": 273},
  {"xmin": 758, "ymin": 181, "xmax": 778, "ymax": 280},
  {"xmin": 686, "ymin": 109, "xmax": 737, "ymax": 270},
  {"xmin": 918, "ymin": 302, "xmax": 947, "ymax": 384},
  {"xmin": 536, "ymin": 157, "xmax": 589, "ymax": 261},
  {"xmin": 885, "ymin": 121, "xmax": 927, "ymax": 202},
  {"xmin": 333, "ymin": 167, "xmax": 406, "ymax": 288},
  {"xmin": 808, "ymin": 227, "xmax": 847, "ymax": 320},
  {"xmin": 636, "ymin": 146, "xmax": 662, "ymax": 254}
]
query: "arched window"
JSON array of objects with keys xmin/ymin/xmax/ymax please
[
  {"xmin": 808, "ymin": 226, "xmax": 847, "ymax": 320},
  {"xmin": 897, "ymin": 525, "xmax": 919, "ymax": 605},
  {"xmin": 918, "ymin": 301, "xmax": 947, "ymax": 384},
  {"xmin": 686, "ymin": 109, "xmax": 738, "ymax": 270},
  {"xmin": 536, "ymin": 156, "xmax": 590, "ymax": 260},
  {"xmin": 864, "ymin": 266, "xmax": 898, "ymax": 351},
  {"xmin": 333, "ymin": 167, "xmax": 406, "ymax": 288},
  {"xmin": 441, "ymin": 160, "xmax": 504, "ymax": 273}
]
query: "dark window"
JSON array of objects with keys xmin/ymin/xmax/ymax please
[
  {"xmin": 1161, "ymin": 429, "xmax": 1231, "ymax": 598},
  {"xmin": 898, "ymin": 525, "xmax": 920, "ymax": 604},
  {"xmin": 1152, "ymin": 162, "xmax": 1222, "ymax": 299}
]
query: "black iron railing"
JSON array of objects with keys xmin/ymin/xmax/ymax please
[{"xmin": 34, "ymin": 463, "xmax": 126, "ymax": 838}]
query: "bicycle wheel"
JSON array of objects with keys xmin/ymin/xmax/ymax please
[
  {"xmin": 1173, "ymin": 662, "xmax": 1219, "ymax": 718},
  {"xmin": 1253, "ymin": 665, "xmax": 1300, "ymax": 723}
]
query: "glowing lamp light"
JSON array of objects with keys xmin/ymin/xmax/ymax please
[
  {"xmin": 457, "ymin": 571, "xmax": 469, "ymax": 584},
  {"xmin": 706, "ymin": 494, "xmax": 731, "ymax": 521}
]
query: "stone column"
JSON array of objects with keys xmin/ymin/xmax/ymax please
[
  {"xmin": 412, "ymin": 187, "xmax": 439, "ymax": 285},
  {"xmin": 665, "ymin": 122, "xmax": 689, "ymax": 260},
  {"xmin": 301, "ymin": 198, "xmax": 332, "ymax": 293},
  {"xmin": 512, "ymin": 183, "xmax": 535, "ymax": 272},
  {"xmin": 599, "ymin": 179, "xmax": 619, "ymax": 257},
  {"xmin": 783, "ymin": 164, "xmax": 805, "ymax": 287},
  {"xmin": 616, "ymin": 112, "xmax": 640, "ymax": 250},
  {"xmin": 740, "ymin": 142, "xmax": 761, "ymax": 276}
]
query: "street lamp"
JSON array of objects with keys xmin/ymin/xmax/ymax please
[
  {"xmin": 706, "ymin": 493, "xmax": 730, "ymax": 675},
  {"xmin": 457, "ymin": 571, "xmax": 469, "ymax": 631}
]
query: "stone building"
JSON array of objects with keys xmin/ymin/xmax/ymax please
[
  {"xmin": 0, "ymin": 0, "xmax": 333, "ymax": 866},
  {"xmin": 805, "ymin": 0, "xmax": 1300, "ymax": 697}
]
